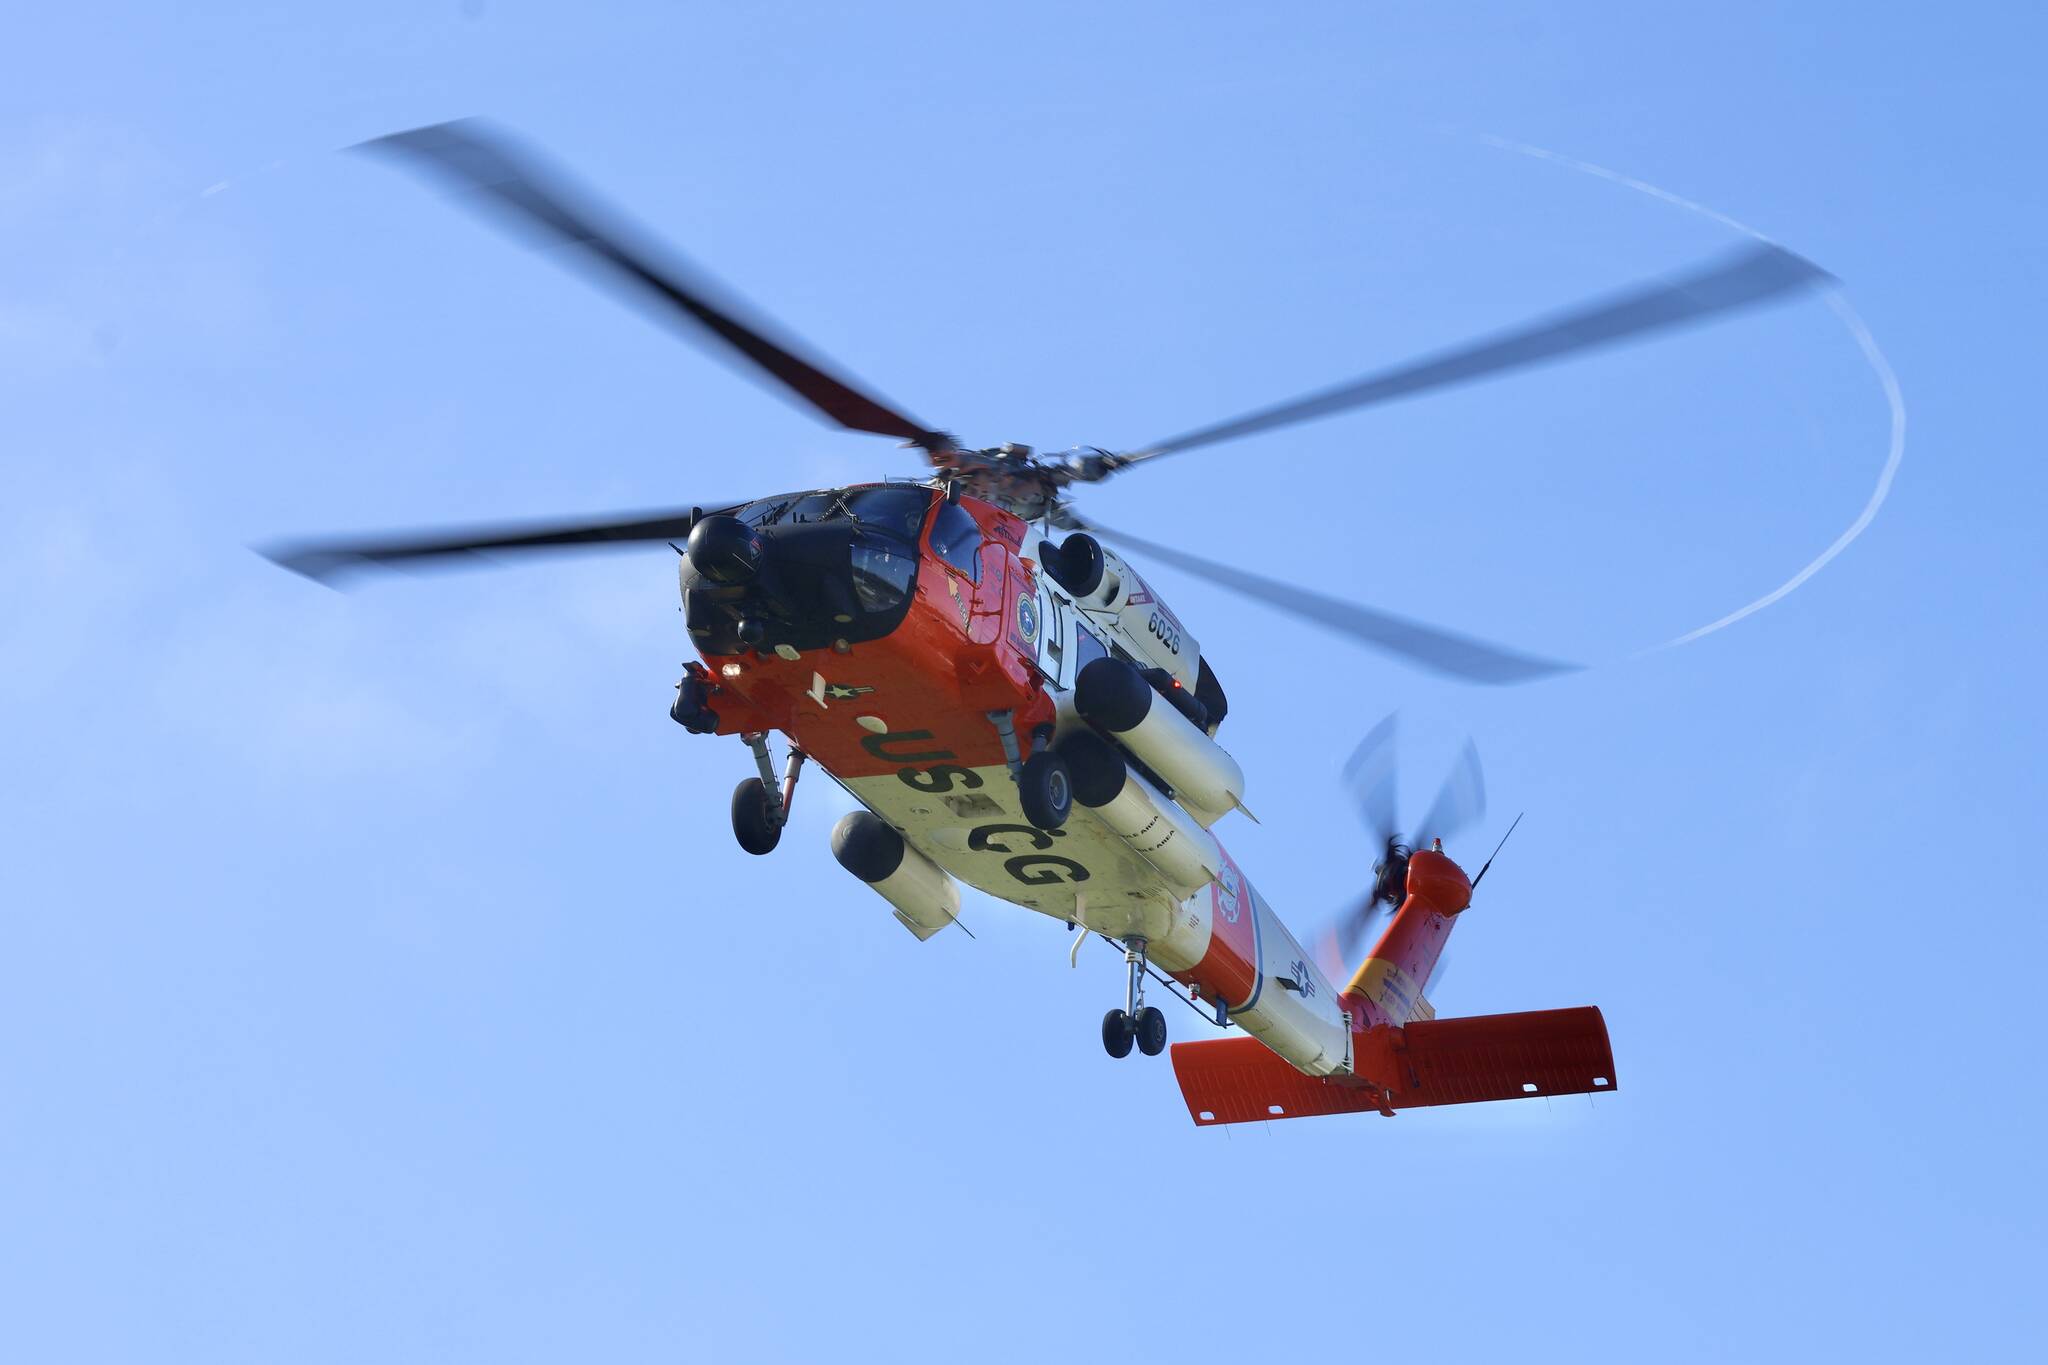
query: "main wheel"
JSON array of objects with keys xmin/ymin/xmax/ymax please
[
  {"xmin": 731, "ymin": 777, "xmax": 782, "ymax": 855},
  {"xmin": 1134, "ymin": 1005, "xmax": 1167, "ymax": 1057},
  {"xmin": 1018, "ymin": 751, "xmax": 1073, "ymax": 831},
  {"xmin": 1101, "ymin": 1009, "xmax": 1135, "ymax": 1059}
]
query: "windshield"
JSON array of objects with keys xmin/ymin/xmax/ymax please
[
  {"xmin": 726, "ymin": 484, "xmax": 932, "ymax": 618},
  {"xmin": 735, "ymin": 484, "xmax": 931, "ymax": 539}
]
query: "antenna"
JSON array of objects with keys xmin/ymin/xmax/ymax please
[{"xmin": 1470, "ymin": 811, "xmax": 1524, "ymax": 891}]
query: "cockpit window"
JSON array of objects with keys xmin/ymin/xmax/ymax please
[
  {"xmin": 735, "ymin": 493, "xmax": 799, "ymax": 527},
  {"xmin": 776, "ymin": 492, "xmax": 835, "ymax": 524},
  {"xmin": 718, "ymin": 483, "xmax": 936, "ymax": 616},
  {"xmin": 845, "ymin": 486, "xmax": 931, "ymax": 541},
  {"xmin": 734, "ymin": 484, "xmax": 932, "ymax": 538},
  {"xmin": 929, "ymin": 500, "xmax": 983, "ymax": 582}
]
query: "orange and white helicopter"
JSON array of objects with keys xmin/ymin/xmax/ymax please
[{"xmin": 270, "ymin": 122, "xmax": 1827, "ymax": 1124}]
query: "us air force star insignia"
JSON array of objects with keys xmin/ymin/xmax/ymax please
[{"xmin": 824, "ymin": 682, "xmax": 874, "ymax": 700}]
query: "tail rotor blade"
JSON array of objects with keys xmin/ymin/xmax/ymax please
[
  {"xmin": 1332, "ymin": 896, "xmax": 1390, "ymax": 970},
  {"xmin": 1414, "ymin": 738, "xmax": 1487, "ymax": 849},
  {"xmin": 1424, "ymin": 948, "xmax": 1451, "ymax": 997},
  {"xmin": 1344, "ymin": 712, "xmax": 1401, "ymax": 844}
]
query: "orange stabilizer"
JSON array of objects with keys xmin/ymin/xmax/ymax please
[{"xmin": 1169, "ymin": 1006, "xmax": 1616, "ymax": 1126}]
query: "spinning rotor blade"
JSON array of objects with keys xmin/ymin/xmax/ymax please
[
  {"xmin": 1424, "ymin": 949, "xmax": 1451, "ymax": 997},
  {"xmin": 1413, "ymin": 737, "xmax": 1486, "ymax": 849},
  {"xmin": 262, "ymin": 505, "xmax": 718, "ymax": 583},
  {"xmin": 1332, "ymin": 894, "xmax": 1385, "ymax": 975},
  {"xmin": 1119, "ymin": 242, "xmax": 1831, "ymax": 466},
  {"xmin": 1325, "ymin": 721, "xmax": 1487, "ymax": 973},
  {"xmin": 1330, "ymin": 715, "xmax": 1404, "ymax": 970},
  {"xmin": 1344, "ymin": 712, "xmax": 1401, "ymax": 846},
  {"xmin": 1080, "ymin": 521, "xmax": 1576, "ymax": 684},
  {"xmin": 361, "ymin": 121, "xmax": 954, "ymax": 454}
]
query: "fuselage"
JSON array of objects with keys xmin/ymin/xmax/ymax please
[{"xmin": 681, "ymin": 481, "xmax": 1355, "ymax": 1076}]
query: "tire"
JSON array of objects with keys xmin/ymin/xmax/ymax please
[
  {"xmin": 1135, "ymin": 1005, "xmax": 1167, "ymax": 1057},
  {"xmin": 731, "ymin": 777, "xmax": 782, "ymax": 855},
  {"xmin": 1018, "ymin": 750, "xmax": 1073, "ymax": 831},
  {"xmin": 1101, "ymin": 1009, "xmax": 1135, "ymax": 1059}
]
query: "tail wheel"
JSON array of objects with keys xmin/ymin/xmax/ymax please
[
  {"xmin": 731, "ymin": 777, "xmax": 782, "ymax": 855},
  {"xmin": 1134, "ymin": 1005, "xmax": 1167, "ymax": 1057},
  {"xmin": 1018, "ymin": 750, "xmax": 1073, "ymax": 831},
  {"xmin": 1101, "ymin": 1009, "xmax": 1135, "ymax": 1059}
]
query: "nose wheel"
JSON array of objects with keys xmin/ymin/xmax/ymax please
[
  {"xmin": 1101, "ymin": 938, "xmax": 1168, "ymax": 1058},
  {"xmin": 731, "ymin": 777, "xmax": 782, "ymax": 855}
]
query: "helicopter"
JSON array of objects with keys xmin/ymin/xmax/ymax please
[{"xmin": 269, "ymin": 120, "xmax": 1827, "ymax": 1123}]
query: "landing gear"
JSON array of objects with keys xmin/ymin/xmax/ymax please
[
  {"xmin": 1101, "ymin": 1010, "xmax": 1135, "ymax": 1059},
  {"xmin": 1101, "ymin": 937, "xmax": 1167, "ymax": 1059},
  {"xmin": 1134, "ymin": 1005, "xmax": 1167, "ymax": 1056},
  {"xmin": 990, "ymin": 708, "xmax": 1069, "ymax": 831},
  {"xmin": 731, "ymin": 733, "xmax": 805, "ymax": 856},
  {"xmin": 1017, "ymin": 750, "xmax": 1072, "ymax": 831},
  {"xmin": 731, "ymin": 777, "xmax": 782, "ymax": 855}
]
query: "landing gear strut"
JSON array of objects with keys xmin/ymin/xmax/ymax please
[
  {"xmin": 990, "ymin": 709, "xmax": 1069, "ymax": 831},
  {"xmin": 1101, "ymin": 936, "xmax": 1168, "ymax": 1059},
  {"xmin": 732, "ymin": 733, "xmax": 805, "ymax": 856}
]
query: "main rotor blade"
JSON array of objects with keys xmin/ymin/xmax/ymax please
[
  {"xmin": 1122, "ymin": 242, "xmax": 1831, "ymax": 464},
  {"xmin": 1413, "ymin": 738, "xmax": 1487, "ymax": 849},
  {"xmin": 1080, "ymin": 521, "xmax": 1577, "ymax": 684},
  {"xmin": 360, "ymin": 120, "xmax": 954, "ymax": 454},
  {"xmin": 262, "ymin": 505, "xmax": 716, "ymax": 583}
]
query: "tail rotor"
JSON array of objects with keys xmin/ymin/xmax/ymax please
[{"xmin": 1318, "ymin": 713, "xmax": 1489, "ymax": 979}]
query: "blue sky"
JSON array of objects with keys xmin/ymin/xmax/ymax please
[{"xmin": 5, "ymin": 4, "xmax": 2043, "ymax": 1361}]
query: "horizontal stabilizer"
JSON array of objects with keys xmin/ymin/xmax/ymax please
[{"xmin": 1170, "ymin": 1006, "xmax": 1615, "ymax": 1126}]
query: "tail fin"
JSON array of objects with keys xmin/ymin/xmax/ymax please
[{"xmin": 1343, "ymin": 849, "xmax": 1469, "ymax": 1027}]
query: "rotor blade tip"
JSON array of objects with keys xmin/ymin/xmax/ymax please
[
  {"xmin": 352, "ymin": 117, "xmax": 488, "ymax": 155},
  {"xmin": 1761, "ymin": 241, "xmax": 1837, "ymax": 289},
  {"xmin": 1477, "ymin": 658, "xmax": 1583, "ymax": 685},
  {"xmin": 255, "ymin": 544, "xmax": 352, "ymax": 587}
]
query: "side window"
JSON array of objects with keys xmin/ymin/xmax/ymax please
[
  {"xmin": 929, "ymin": 501, "xmax": 984, "ymax": 583},
  {"xmin": 1074, "ymin": 624, "xmax": 1109, "ymax": 676}
]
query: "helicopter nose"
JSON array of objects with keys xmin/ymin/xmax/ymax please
[{"xmin": 686, "ymin": 514, "xmax": 765, "ymax": 586}]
